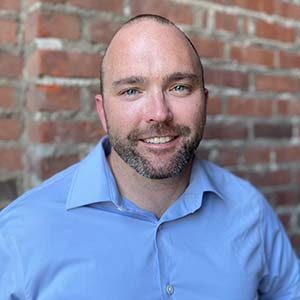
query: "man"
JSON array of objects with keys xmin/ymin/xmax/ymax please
[{"xmin": 0, "ymin": 14, "xmax": 299, "ymax": 300}]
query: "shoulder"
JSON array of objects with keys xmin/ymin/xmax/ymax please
[
  {"xmin": 196, "ymin": 160, "xmax": 275, "ymax": 236},
  {"xmin": 0, "ymin": 162, "xmax": 79, "ymax": 237},
  {"xmin": 199, "ymin": 160, "xmax": 263, "ymax": 204},
  {"xmin": 198, "ymin": 161, "xmax": 296, "ymax": 273}
]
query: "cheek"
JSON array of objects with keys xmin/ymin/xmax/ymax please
[
  {"xmin": 174, "ymin": 104, "xmax": 203, "ymax": 125},
  {"xmin": 105, "ymin": 103, "xmax": 141, "ymax": 132},
  {"xmin": 191, "ymin": 101, "xmax": 206, "ymax": 124}
]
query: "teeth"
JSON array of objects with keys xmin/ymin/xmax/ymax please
[{"xmin": 144, "ymin": 136, "xmax": 174, "ymax": 144}]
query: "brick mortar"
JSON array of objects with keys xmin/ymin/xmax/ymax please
[{"xmin": 173, "ymin": 0, "xmax": 300, "ymax": 26}]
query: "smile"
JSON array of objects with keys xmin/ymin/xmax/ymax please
[{"xmin": 143, "ymin": 136, "xmax": 176, "ymax": 144}]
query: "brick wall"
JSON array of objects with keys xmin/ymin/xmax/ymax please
[{"xmin": 0, "ymin": 0, "xmax": 299, "ymax": 253}]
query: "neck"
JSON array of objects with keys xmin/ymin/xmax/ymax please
[{"xmin": 107, "ymin": 149, "xmax": 193, "ymax": 218}]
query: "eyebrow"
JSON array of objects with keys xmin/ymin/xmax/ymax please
[
  {"xmin": 111, "ymin": 72, "xmax": 200, "ymax": 89},
  {"xmin": 112, "ymin": 76, "xmax": 145, "ymax": 88},
  {"xmin": 163, "ymin": 72, "xmax": 200, "ymax": 83}
]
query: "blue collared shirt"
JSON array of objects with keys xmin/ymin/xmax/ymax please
[{"xmin": 0, "ymin": 137, "xmax": 299, "ymax": 299}]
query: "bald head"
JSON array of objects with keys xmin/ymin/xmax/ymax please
[{"xmin": 99, "ymin": 14, "xmax": 204, "ymax": 96}]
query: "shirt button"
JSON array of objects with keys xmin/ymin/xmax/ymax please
[{"xmin": 166, "ymin": 284, "xmax": 174, "ymax": 295}]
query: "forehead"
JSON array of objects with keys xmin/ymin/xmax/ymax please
[{"xmin": 102, "ymin": 20, "xmax": 199, "ymax": 85}]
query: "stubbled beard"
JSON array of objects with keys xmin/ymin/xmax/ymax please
[{"xmin": 108, "ymin": 123, "xmax": 202, "ymax": 179}]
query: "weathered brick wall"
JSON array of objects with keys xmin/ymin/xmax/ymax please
[
  {"xmin": 0, "ymin": 0, "xmax": 23, "ymax": 207},
  {"xmin": 0, "ymin": 0, "xmax": 299, "ymax": 253}
]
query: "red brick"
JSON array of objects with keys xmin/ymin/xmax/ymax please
[
  {"xmin": 207, "ymin": 96, "xmax": 222, "ymax": 115},
  {"xmin": 269, "ymin": 190, "xmax": 300, "ymax": 206},
  {"xmin": 0, "ymin": 118, "xmax": 22, "ymax": 141},
  {"xmin": 0, "ymin": 53, "xmax": 22, "ymax": 79},
  {"xmin": 228, "ymin": 0, "xmax": 275, "ymax": 14},
  {"xmin": 240, "ymin": 17, "xmax": 248, "ymax": 35},
  {"xmin": 25, "ymin": 11, "xmax": 81, "ymax": 42},
  {"xmin": 205, "ymin": 68, "xmax": 248, "ymax": 90},
  {"xmin": 215, "ymin": 12, "xmax": 238, "ymax": 33},
  {"xmin": 29, "ymin": 120, "xmax": 104, "ymax": 143},
  {"xmin": 69, "ymin": 0, "xmax": 123, "ymax": 13},
  {"xmin": 227, "ymin": 97, "xmax": 273, "ymax": 116},
  {"xmin": 261, "ymin": 194, "xmax": 275, "ymax": 207},
  {"xmin": 204, "ymin": 121, "xmax": 248, "ymax": 140},
  {"xmin": 0, "ymin": 180, "xmax": 18, "ymax": 204},
  {"xmin": 0, "ymin": 148, "xmax": 22, "ymax": 171},
  {"xmin": 297, "ymin": 125, "xmax": 300, "ymax": 139},
  {"xmin": 290, "ymin": 235, "xmax": 300, "ymax": 255},
  {"xmin": 279, "ymin": 51, "xmax": 300, "ymax": 69},
  {"xmin": 27, "ymin": 85, "xmax": 81, "ymax": 112},
  {"xmin": 89, "ymin": 19, "xmax": 121, "ymax": 44},
  {"xmin": 254, "ymin": 122, "xmax": 292, "ymax": 139},
  {"xmin": 255, "ymin": 20, "xmax": 295, "ymax": 43},
  {"xmin": 296, "ymin": 171, "xmax": 300, "ymax": 186},
  {"xmin": 230, "ymin": 45, "xmax": 274, "ymax": 67},
  {"xmin": 0, "ymin": 87, "xmax": 16, "ymax": 109},
  {"xmin": 255, "ymin": 74, "xmax": 299, "ymax": 93},
  {"xmin": 276, "ymin": 1, "xmax": 300, "ymax": 21},
  {"xmin": 0, "ymin": 19, "xmax": 17, "ymax": 45},
  {"xmin": 243, "ymin": 147, "xmax": 271, "ymax": 164},
  {"xmin": 131, "ymin": 0, "xmax": 193, "ymax": 24},
  {"xmin": 278, "ymin": 212, "xmax": 291, "ymax": 230},
  {"xmin": 275, "ymin": 146, "xmax": 300, "ymax": 163},
  {"xmin": 27, "ymin": 50, "xmax": 99, "ymax": 78},
  {"xmin": 241, "ymin": 169, "xmax": 292, "ymax": 188},
  {"xmin": 0, "ymin": 0, "xmax": 20, "ymax": 11},
  {"xmin": 191, "ymin": 36, "xmax": 224, "ymax": 59},
  {"xmin": 276, "ymin": 99, "xmax": 300, "ymax": 116},
  {"xmin": 212, "ymin": 147, "xmax": 243, "ymax": 166},
  {"xmin": 39, "ymin": 154, "xmax": 79, "ymax": 179}
]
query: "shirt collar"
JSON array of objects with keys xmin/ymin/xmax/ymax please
[
  {"xmin": 66, "ymin": 136, "xmax": 121, "ymax": 210},
  {"xmin": 159, "ymin": 157, "xmax": 224, "ymax": 223},
  {"xmin": 66, "ymin": 136, "xmax": 224, "ymax": 212}
]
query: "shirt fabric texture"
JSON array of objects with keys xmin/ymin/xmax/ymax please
[{"xmin": 0, "ymin": 136, "xmax": 299, "ymax": 300}]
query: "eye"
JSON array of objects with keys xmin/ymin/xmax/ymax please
[
  {"xmin": 120, "ymin": 88, "xmax": 141, "ymax": 98},
  {"xmin": 170, "ymin": 84, "xmax": 192, "ymax": 96},
  {"xmin": 173, "ymin": 85, "xmax": 187, "ymax": 91},
  {"xmin": 121, "ymin": 88, "xmax": 139, "ymax": 96}
]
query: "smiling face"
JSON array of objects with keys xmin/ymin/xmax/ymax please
[{"xmin": 96, "ymin": 18, "xmax": 207, "ymax": 179}]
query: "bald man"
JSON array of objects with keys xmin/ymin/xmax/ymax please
[{"xmin": 0, "ymin": 14, "xmax": 299, "ymax": 300}]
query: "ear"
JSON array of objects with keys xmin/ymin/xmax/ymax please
[
  {"xmin": 204, "ymin": 88, "xmax": 209, "ymax": 100},
  {"xmin": 202, "ymin": 88, "xmax": 209, "ymax": 124},
  {"xmin": 95, "ymin": 94, "xmax": 107, "ymax": 133},
  {"xmin": 203, "ymin": 88, "xmax": 209, "ymax": 108}
]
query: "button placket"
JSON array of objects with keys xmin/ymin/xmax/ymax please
[
  {"xmin": 166, "ymin": 283, "xmax": 174, "ymax": 296},
  {"xmin": 156, "ymin": 222, "xmax": 176, "ymax": 298}
]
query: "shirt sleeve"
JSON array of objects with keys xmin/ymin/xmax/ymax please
[
  {"xmin": 0, "ymin": 230, "xmax": 27, "ymax": 300},
  {"xmin": 258, "ymin": 197, "xmax": 300, "ymax": 299}
]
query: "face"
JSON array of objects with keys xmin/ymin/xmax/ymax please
[{"xmin": 96, "ymin": 20, "xmax": 208, "ymax": 179}]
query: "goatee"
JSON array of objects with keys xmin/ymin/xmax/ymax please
[{"xmin": 108, "ymin": 123, "xmax": 202, "ymax": 179}]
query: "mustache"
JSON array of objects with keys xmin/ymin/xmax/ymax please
[{"xmin": 127, "ymin": 123, "xmax": 191, "ymax": 141}]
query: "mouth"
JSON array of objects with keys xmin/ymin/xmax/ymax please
[{"xmin": 141, "ymin": 136, "xmax": 177, "ymax": 144}]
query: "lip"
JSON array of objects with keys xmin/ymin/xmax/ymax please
[
  {"xmin": 138, "ymin": 136, "xmax": 179, "ymax": 151},
  {"xmin": 143, "ymin": 135, "xmax": 176, "ymax": 143}
]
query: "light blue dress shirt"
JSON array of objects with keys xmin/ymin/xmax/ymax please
[{"xmin": 0, "ymin": 137, "xmax": 299, "ymax": 299}]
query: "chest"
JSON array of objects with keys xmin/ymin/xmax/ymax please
[{"xmin": 22, "ymin": 211, "xmax": 261, "ymax": 300}]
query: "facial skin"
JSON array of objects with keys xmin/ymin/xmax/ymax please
[{"xmin": 96, "ymin": 19, "xmax": 208, "ymax": 180}]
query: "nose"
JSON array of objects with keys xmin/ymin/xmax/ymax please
[{"xmin": 144, "ymin": 91, "xmax": 173, "ymax": 123}]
